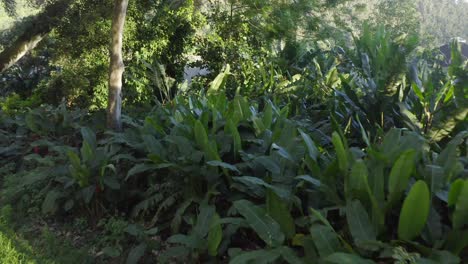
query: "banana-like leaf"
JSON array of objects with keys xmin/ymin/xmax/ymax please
[
  {"xmin": 387, "ymin": 149, "xmax": 416, "ymax": 205},
  {"xmin": 234, "ymin": 176, "xmax": 290, "ymax": 199},
  {"xmin": 262, "ymin": 102, "xmax": 273, "ymax": 130},
  {"xmin": 80, "ymin": 126, "xmax": 97, "ymax": 149},
  {"xmin": 348, "ymin": 159, "xmax": 370, "ymax": 201},
  {"xmin": 80, "ymin": 141, "xmax": 94, "ymax": 163},
  {"xmin": 325, "ymin": 253, "xmax": 375, "ymax": 264},
  {"xmin": 126, "ymin": 163, "xmax": 170, "ymax": 181},
  {"xmin": 206, "ymin": 160, "xmax": 240, "ymax": 173},
  {"xmin": 208, "ymin": 64, "xmax": 230, "ymax": 95},
  {"xmin": 429, "ymin": 107, "xmax": 468, "ymax": 143},
  {"xmin": 346, "ymin": 200, "xmax": 376, "ymax": 244},
  {"xmin": 207, "ymin": 213, "xmax": 222, "ymax": 256},
  {"xmin": 254, "ymin": 156, "xmax": 281, "ymax": 174},
  {"xmin": 298, "ymin": 129, "xmax": 319, "ymax": 161},
  {"xmin": 42, "ymin": 190, "xmax": 63, "ymax": 214},
  {"xmin": 332, "ymin": 132, "xmax": 348, "ymax": 173},
  {"xmin": 448, "ymin": 179, "xmax": 465, "ymax": 207},
  {"xmin": 309, "ymin": 224, "xmax": 341, "ymax": 257},
  {"xmin": 229, "ymin": 249, "xmax": 281, "ymax": 264},
  {"xmin": 225, "ymin": 119, "xmax": 242, "ymax": 158},
  {"xmin": 267, "ymin": 190, "xmax": 295, "ymax": 239},
  {"xmin": 193, "ymin": 203, "xmax": 216, "ymax": 238},
  {"xmin": 126, "ymin": 243, "xmax": 147, "ymax": 264},
  {"xmin": 194, "ymin": 120, "xmax": 209, "ymax": 151},
  {"xmin": 233, "ymin": 199, "xmax": 285, "ymax": 247},
  {"xmin": 252, "ymin": 116, "xmax": 266, "ymax": 135},
  {"xmin": 452, "ymin": 181, "xmax": 468, "ymax": 230},
  {"xmin": 398, "ymin": 180, "xmax": 430, "ymax": 240}
]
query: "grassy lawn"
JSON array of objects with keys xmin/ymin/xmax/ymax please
[
  {"xmin": 0, "ymin": 228, "xmax": 37, "ymax": 264},
  {"xmin": 0, "ymin": 207, "xmax": 92, "ymax": 264}
]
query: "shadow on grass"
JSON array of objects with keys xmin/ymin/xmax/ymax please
[{"xmin": 0, "ymin": 223, "xmax": 94, "ymax": 264}]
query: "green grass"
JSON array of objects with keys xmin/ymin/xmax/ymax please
[
  {"xmin": 0, "ymin": 206, "xmax": 92, "ymax": 264},
  {"xmin": 0, "ymin": 229, "xmax": 37, "ymax": 264}
]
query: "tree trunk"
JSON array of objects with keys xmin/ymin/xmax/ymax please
[
  {"xmin": 107, "ymin": 0, "xmax": 128, "ymax": 131},
  {"xmin": 0, "ymin": 0, "xmax": 72, "ymax": 73}
]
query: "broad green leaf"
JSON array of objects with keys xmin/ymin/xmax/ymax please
[
  {"xmin": 233, "ymin": 199, "xmax": 285, "ymax": 247},
  {"xmin": 125, "ymin": 224, "xmax": 143, "ymax": 237},
  {"xmin": 208, "ymin": 64, "xmax": 230, "ymax": 94},
  {"xmin": 356, "ymin": 115, "xmax": 370, "ymax": 147},
  {"xmin": 272, "ymin": 143, "xmax": 295, "ymax": 162},
  {"xmin": 348, "ymin": 160, "xmax": 370, "ymax": 200},
  {"xmin": 145, "ymin": 227, "xmax": 159, "ymax": 236},
  {"xmin": 445, "ymin": 229, "xmax": 468, "ymax": 255},
  {"xmin": 80, "ymin": 127, "xmax": 96, "ymax": 149},
  {"xmin": 102, "ymin": 246, "xmax": 121, "ymax": 258},
  {"xmin": 171, "ymin": 199, "xmax": 193, "ymax": 233},
  {"xmin": 267, "ymin": 190, "xmax": 295, "ymax": 239},
  {"xmin": 346, "ymin": 200, "xmax": 376, "ymax": 244},
  {"xmin": 194, "ymin": 120, "xmax": 209, "ymax": 151},
  {"xmin": 142, "ymin": 135, "xmax": 164, "ymax": 158},
  {"xmin": 229, "ymin": 249, "xmax": 281, "ymax": 264},
  {"xmin": 252, "ymin": 117, "xmax": 266, "ymax": 135},
  {"xmin": 226, "ymin": 119, "xmax": 242, "ymax": 158},
  {"xmin": 233, "ymin": 96, "xmax": 249, "ymax": 121},
  {"xmin": 80, "ymin": 141, "xmax": 94, "ymax": 163},
  {"xmin": 193, "ymin": 203, "xmax": 216, "ymax": 238},
  {"xmin": 126, "ymin": 163, "xmax": 159, "ymax": 181},
  {"xmin": 428, "ymin": 108, "xmax": 468, "ymax": 143},
  {"xmin": 67, "ymin": 150, "xmax": 81, "ymax": 169},
  {"xmin": 255, "ymin": 156, "xmax": 280, "ymax": 174},
  {"xmin": 280, "ymin": 105, "xmax": 289, "ymax": 118},
  {"xmin": 299, "ymin": 129, "xmax": 319, "ymax": 161},
  {"xmin": 310, "ymin": 208, "xmax": 354, "ymax": 253},
  {"xmin": 111, "ymin": 153, "xmax": 137, "ymax": 162},
  {"xmin": 424, "ymin": 250, "xmax": 460, "ymax": 264},
  {"xmin": 452, "ymin": 181, "xmax": 468, "ymax": 229},
  {"xmin": 309, "ymin": 225, "xmax": 341, "ymax": 257},
  {"xmin": 398, "ymin": 180, "xmax": 430, "ymax": 240},
  {"xmin": 82, "ymin": 185, "xmax": 95, "ymax": 204},
  {"xmin": 158, "ymin": 246, "xmax": 190, "ymax": 263},
  {"xmin": 399, "ymin": 103, "xmax": 423, "ymax": 132},
  {"xmin": 25, "ymin": 113, "xmax": 39, "ymax": 132},
  {"xmin": 278, "ymin": 246, "xmax": 304, "ymax": 264},
  {"xmin": 309, "ymin": 208, "xmax": 334, "ymax": 231},
  {"xmin": 436, "ymin": 132, "xmax": 467, "ymax": 182},
  {"xmin": 126, "ymin": 243, "xmax": 147, "ymax": 264},
  {"xmin": 411, "ymin": 82, "xmax": 425, "ymax": 102},
  {"xmin": 206, "ymin": 140, "xmax": 222, "ymax": 161},
  {"xmin": 332, "ymin": 132, "xmax": 348, "ymax": 172},
  {"xmin": 103, "ymin": 176, "xmax": 120, "ymax": 190},
  {"xmin": 207, "ymin": 213, "xmax": 222, "ymax": 256},
  {"xmin": 325, "ymin": 253, "xmax": 375, "ymax": 264},
  {"xmin": 388, "ymin": 150, "xmax": 416, "ymax": 204},
  {"xmin": 206, "ymin": 160, "xmax": 240, "ymax": 173},
  {"xmin": 448, "ymin": 179, "xmax": 465, "ymax": 207},
  {"xmin": 295, "ymin": 175, "xmax": 321, "ymax": 187},
  {"xmin": 234, "ymin": 176, "xmax": 290, "ymax": 199},
  {"xmin": 42, "ymin": 190, "xmax": 63, "ymax": 214},
  {"xmin": 380, "ymin": 129, "xmax": 401, "ymax": 159},
  {"xmin": 167, "ymin": 234, "xmax": 204, "ymax": 249},
  {"xmin": 262, "ymin": 102, "xmax": 273, "ymax": 130}
]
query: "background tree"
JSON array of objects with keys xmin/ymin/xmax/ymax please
[
  {"xmin": 0, "ymin": 0, "xmax": 72, "ymax": 72},
  {"xmin": 107, "ymin": 0, "xmax": 128, "ymax": 130}
]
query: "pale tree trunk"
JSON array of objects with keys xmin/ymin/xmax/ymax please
[
  {"xmin": 0, "ymin": 0, "xmax": 72, "ymax": 73},
  {"xmin": 107, "ymin": 0, "xmax": 128, "ymax": 131}
]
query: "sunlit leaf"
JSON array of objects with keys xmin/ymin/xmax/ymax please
[{"xmin": 398, "ymin": 180, "xmax": 430, "ymax": 240}]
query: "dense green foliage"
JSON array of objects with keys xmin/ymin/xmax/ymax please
[{"xmin": 0, "ymin": 0, "xmax": 467, "ymax": 263}]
